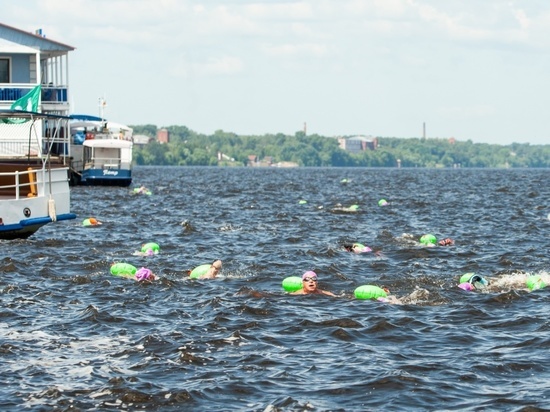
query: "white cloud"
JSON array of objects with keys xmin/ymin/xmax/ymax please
[{"xmin": 3, "ymin": 0, "xmax": 550, "ymax": 144}]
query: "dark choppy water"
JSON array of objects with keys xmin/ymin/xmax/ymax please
[{"xmin": 1, "ymin": 167, "xmax": 549, "ymax": 411}]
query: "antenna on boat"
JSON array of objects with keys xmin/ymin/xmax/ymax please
[{"xmin": 98, "ymin": 96, "xmax": 107, "ymax": 121}]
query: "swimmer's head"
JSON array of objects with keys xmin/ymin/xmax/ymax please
[
  {"xmin": 212, "ymin": 260, "xmax": 222, "ymax": 270},
  {"xmin": 352, "ymin": 243, "xmax": 372, "ymax": 253},
  {"xmin": 459, "ymin": 273, "xmax": 488, "ymax": 290},
  {"xmin": 302, "ymin": 271, "xmax": 317, "ymax": 281},
  {"xmin": 438, "ymin": 238, "xmax": 454, "ymax": 246},
  {"xmin": 135, "ymin": 267, "xmax": 154, "ymax": 281},
  {"xmin": 458, "ymin": 282, "xmax": 474, "ymax": 291}
]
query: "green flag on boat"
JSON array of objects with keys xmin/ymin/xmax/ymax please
[{"xmin": 2, "ymin": 85, "xmax": 41, "ymax": 124}]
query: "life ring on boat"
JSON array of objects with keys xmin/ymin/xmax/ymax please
[
  {"xmin": 282, "ymin": 276, "xmax": 303, "ymax": 292},
  {"xmin": 141, "ymin": 242, "xmax": 160, "ymax": 254},
  {"xmin": 110, "ymin": 263, "xmax": 137, "ymax": 277},
  {"xmin": 354, "ymin": 285, "xmax": 388, "ymax": 300}
]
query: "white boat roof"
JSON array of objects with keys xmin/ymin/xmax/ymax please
[
  {"xmin": 83, "ymin": 139, "xmax": 133, "ymax": 148},
  {"xmin": 71, "ymin": 120, "xmax": 132, "ymax": 133}
]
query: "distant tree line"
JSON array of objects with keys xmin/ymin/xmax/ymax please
[{"xmin": 131, "ymin": 124, "xmax": 550, "ymax": 168}]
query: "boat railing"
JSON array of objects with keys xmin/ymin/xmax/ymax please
[
  {"xmin": 0, "ymin": 169, "xmax": 35, "ymax": 199},
  {"xmin": 0, "ymin": 83, "xmax": 68, "ymax": 104},
  {"xmin": 0, "ymin": 140, "xmax": 41, "ymax": 157},
  {"xmin": 0, "ymin": 166, "xmax": 71, "ymax": 199}
]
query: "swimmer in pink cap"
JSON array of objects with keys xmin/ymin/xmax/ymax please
[
  {"xmin": 344, "ymin": 243, "xmax": 373, "ymax": 253},
  {"xmin": 134, "ymin": 267, "xmax": 157, "ymax": 282},
  {"xmin": 291, "ymin": 271, "xmax": 336, "ymax": 296}
]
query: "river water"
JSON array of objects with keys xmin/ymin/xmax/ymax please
[{"xmin": 1, "ymin": 167, "xmax": 549, "ymax": 411}]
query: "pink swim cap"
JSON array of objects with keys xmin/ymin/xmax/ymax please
[
  {"xmin": 135, "ymin": 267, "xmax": 154, "ymax": 281},
  {"xmin": 458, "ymin": 282, "xmax": 474, "ymax": 291},
  {"xmin": 302, "ymin": 271, "xmax": 317, "ymax": 280}
]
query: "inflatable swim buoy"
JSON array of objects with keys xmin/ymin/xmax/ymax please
[
  {"xmin": 110, "ymin": 263, "xmax": 137, "ymax": 277},
  {"xmin": 419, "ymin": 234, "xmax": 437, "ymax": 245},
  {"xmin": 354, "ymin": 285, "xmax": 388, "ymax": 300},
  {"xmin": 282, "ymin": 276, "xmax": 303, "ymax": 292},
  {"xmin": 189, "ymin": 264, "xmax": 212, "ymax": 279},
  {"xmin": 526, "ymin": 275, "xmax": 546, "ymax": 291},
  {"xmin": 141, "ymin": 242, "xmax": 160, "ymax": 254}
]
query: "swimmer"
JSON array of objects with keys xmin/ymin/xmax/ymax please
[
  {"xmin": 344, "ymin": 243, "xmax": 373, "ymax": 253},
  {"xmin": 291, "ymin": 271, "xmax": 336, "ymax": 296},
  {"xmin": 330, "ymin": 203, "xmax": 361, "ymax": 214},
  {"xmin": 475, "ymin": 271, "xmax": 550, "ymax": 293},
  {"xmin": 457, "ymin": 274, "xmax": 489, "ymax": 291},
  {"xmin": 438, "ymin": 238, "xmax": 454, "ymax": 246},
  {"xmin": 83, "ymin": 217, "xmax": 102, "ymax": 226},
  {"xmin": 133, "ymin": 185, "xmax": 151, "ymax": 195},
  {"xmin": 198, "ymin": 260, "xmax": 223, "ymax": 279},
  {"xmin": 135, "ymin": 267, "xmax": 157, "ymax": 282}
]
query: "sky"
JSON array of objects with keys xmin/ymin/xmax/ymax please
[{"xmin": 3, "ymin": 0, "xmax": 550, "ymax": 145}]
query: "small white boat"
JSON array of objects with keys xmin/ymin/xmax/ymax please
[
  {"xmin": 0, "ymin": 109, "xmax": 76, "ymax": 239},
  {"xmin": 69, "ymin": 114, "xmax": 133, "ymax": 187}
]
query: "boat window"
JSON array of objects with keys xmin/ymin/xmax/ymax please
[{"xmin": 0, "ymin": 58, "xmax": 10, "ymax": 83}]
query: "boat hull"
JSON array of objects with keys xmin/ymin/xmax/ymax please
[
  {"xmin": 0, "ymin": 164, "xmax": 76, "ymax": 240},
  {"xmin": 79, "ymin": 168, "xmax": 132, "ymax": 187},
  {"xmin": 0, "ymin": 213, "xmax": 77, "ymax": 239}
]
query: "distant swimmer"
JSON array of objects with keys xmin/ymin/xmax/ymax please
[
  {"xmin": 398, "ymin": 233, "xmax": 454, "ymax": 247},
  {"xmin": 110, "ymin": 263, "xmax": 156, "ymax": 282},
  {"xmin": 135, "ymin": 267, "xmax": 157, "ymax": 282},
  {"xmin": 461, "ymin": 271, "xmax": 550, "ymax": 293},
  {"xmin": 291, "ymin": 271, "xmax": 336, "ymax": 296},
  {"xmin": 458, "ymin": 273, "xmax": 489, "ymax": 291},
  {"xmin": 344, "ymin": 243, "xmax": 373, "ymax": 253},
  {"xmin": 133, "ymin": 185, "xmax": 152, "ymax": 195},
  {"xmin": 200, "ymin": 260, "xmax": 222, "ymax": 279},
  {"xmin": 330, "ymin": 203, "xmax": 361, "ymax": 214},
  {"xmin": 189, "ymin": 260, "xmax": 223, "ymax": 279},
  {"xmin": 82, "ymin": 217, "xmax": 102, "ymax": 227},
  {"xmin": 355, "ymin": 284, "xmax": 430, "ymax": 305}
]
